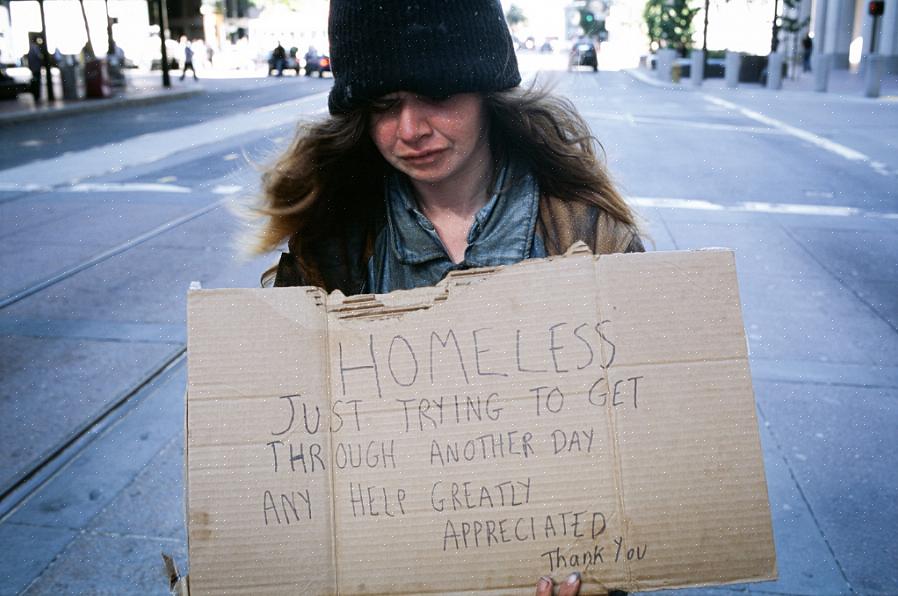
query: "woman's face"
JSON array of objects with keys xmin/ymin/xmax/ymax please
[{"xmin": 369, "ymin": 92, "xmax": 489, "ymax": 186}]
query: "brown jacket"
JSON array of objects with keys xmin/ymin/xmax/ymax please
[{"xmin": 273, "ymin": 194, "xmax": 643, "ymax": 293}]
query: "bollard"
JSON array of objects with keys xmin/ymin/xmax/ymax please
[
  {"xmin": 864, "ymin": 55, "xmax": 885, "ymax": 98},
  {"xmin": 725, "ymin": 51, "xmax": 741, "ymax": 88},
  {"xmin": 812, "ymin": 54, "xmax": 831, "ymax": 92},
  {"xmin": 656, "ymin": 48, "xmax": 677, "ymax": 82},
  {"xmin": 691, "ymin": 50, "xmax": 705, "ymax": 87},
  {"xmin": 766, "ymin": 52, "xmax": 784, "ymax": 90}
]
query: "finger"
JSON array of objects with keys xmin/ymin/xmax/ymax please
[
  {"xmin": 557, "ymin": 571, "xmax": 581, "ymax": 596},
  {"xmin": 535, "ymin": 576, "xmax": 553, "ymax": 596}
]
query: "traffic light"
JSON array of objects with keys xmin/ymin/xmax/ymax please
[{"xmin": 868, "ymin": 1, "xmax": 884, "ymax": 15}]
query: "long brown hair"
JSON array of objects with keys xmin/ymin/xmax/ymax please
[{"xmin": 251, "ymin": 85, "xmax": 636, "ymax": 282}]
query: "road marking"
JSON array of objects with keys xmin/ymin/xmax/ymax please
[
  {"xmin": 212, "ymin": 184, "xmax": 243, "ymax": 195},
  {"xmin": 581, "ymin": 110, "xmax": 782, "ymax": 134},
  {"xmin": 0, "ymin": 183, "xmax": 52, "ymax": 192},
  {"xmin": 0, "ymin": 91, "xmax": 330, "ymax": 189},
  {"xmin": 65, "ymin": 182, "xmax": 192, "ymax": 193},
  {"xmin": 702, "ymin": 95, "xmax": 870, "ymax": 162},
  {"xmin": 629, "ymin": 196, "xmax": 897, "ymax": 219}
]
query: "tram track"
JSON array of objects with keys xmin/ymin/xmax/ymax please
[
  {"xmin": 0, "ymin": 198, "xmax": 224, "ymax": 310},
  {"xmin": 0, "ymin": 197, "xmax": 225, "ymax": 520}
]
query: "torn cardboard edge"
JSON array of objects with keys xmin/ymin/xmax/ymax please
[{"xmin": 188, "ymin": 250, "xmax": 775, "ymax": 593}]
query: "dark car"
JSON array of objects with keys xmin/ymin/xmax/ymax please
[
  {"xmin": 569, "ymin": 40, "xmax": 598, "ymax": 72},
  {"xmin": 303, "ymin": 53, "xmax": 331, "ymax": 77}
]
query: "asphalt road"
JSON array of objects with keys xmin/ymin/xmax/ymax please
[{"xmin": 0, "ymin": 68, "xmax": 895, "ymax": 595}]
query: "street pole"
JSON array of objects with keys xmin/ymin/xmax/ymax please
[
  {"xmin": 869, "ymin": 14, "xmax": 880, "ymax": 54},
  {"xmin": 37, "ymin": 0, "xmax": 54, "ymax": 102},
  {"xmin": 105, "ymin": 0, "xmax": 115, "ymax": 54},
  {"xmin": 770, "ymin": 0, "xmax": 780, "ymax": 52},
  {"xmin": 78, "ymin": 0, "xmax": 95, "ymax": 58},
  {"xmin": 153, "ymin": 0, "xmax": 172, "ymax": 87},
  {"xmin": 701, "ymin": 0, "xmax": 709, "ymax": 79}
]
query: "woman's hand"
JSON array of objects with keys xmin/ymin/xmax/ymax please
[{"xmin": 535, "ymin": 572, "xmax": 581, "ymax": 596}]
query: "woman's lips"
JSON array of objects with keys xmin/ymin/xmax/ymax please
[{"xmin": 399, "ymin": 148, "xmax": 447, "ymax": 163}]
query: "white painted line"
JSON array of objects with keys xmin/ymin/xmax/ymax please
[
  {"xmin": 0, "ymin": 183, "xmax": 52, "ymax": 192},
  {"xmin": 739, "ymin": 201, "xmax": 860, "ymax": 217},
  {"xmin": 629, "ymin": 196, "xmax": 898, "ymax": 220},
  {"xmin": 212, "ymin": 184, "xmax": 243, "ymax": 195},
  {"xmin": 702, "ymin": 95, "xmax": 870, "ymax": 162},
  {"xmin": 630, "ymin": 197, "xmax": 725, "ymax": 211},
  {"xmin": 65, "ymin": 182, "xmax": 192, "ymax": 193},
  {"xmin": 0, "ymin": 91, "xmax": 330, "ymax": 189},
  {"xmin": 581, "ymin": 110, "xmax": 782, "ymax": 134}
]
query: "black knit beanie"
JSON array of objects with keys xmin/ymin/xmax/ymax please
[{"xmin": 327, "ymin": 0, "xmax": 521, "ymax": 114}]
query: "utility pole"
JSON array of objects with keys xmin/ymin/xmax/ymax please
[{"xmin": 37, "ymin": 0, "xmax": 54, "ymax": 102}]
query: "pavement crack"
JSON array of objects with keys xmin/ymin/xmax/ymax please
[
  {"xmin": 777, "ymin": 223, "xmax": 898, "ymax": 338},
  {"xmin": 755, "ymin": 402, "xmax": 857, "ymax": 593}
]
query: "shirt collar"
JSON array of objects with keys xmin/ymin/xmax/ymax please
[{"xmin": 384, "ymin": 158, "xmax": 540, "ymax": 266}]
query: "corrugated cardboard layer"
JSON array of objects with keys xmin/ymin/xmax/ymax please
[
  {"xmin": 186, "ymin": 250, "xmax": 776, "ymax": 594},
  {"xmin": 187, "ymin": 288, "xmax": 336, "ymax": 595}
]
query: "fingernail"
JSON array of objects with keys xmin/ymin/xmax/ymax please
[
  {"xmin": 566, "ymin": 571, "xmax": 581, "ymax": 585},
  {"xmin": 538, "ymin": 576, "xmax": 553, "ymax": 588}
]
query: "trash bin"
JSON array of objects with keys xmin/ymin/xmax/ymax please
[
  {"xmin": 84, "ymin": 58, "xmax": 111, "ymax": 98},
  {"xmin": 59, "ymin": 55, "xmax": 79, "ymax": 100},
  {"xmin": 107, "ymin": 55, "xmax": 126, "ymax": 88}
]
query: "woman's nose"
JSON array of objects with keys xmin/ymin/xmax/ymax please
[{"xmin": 397, "ymin": 101, "xmax": 432, "ymax": 142}]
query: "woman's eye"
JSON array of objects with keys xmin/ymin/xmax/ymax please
[{"xmin": 370, "ymin": 98, "xmax": 400, "ymax": 113}]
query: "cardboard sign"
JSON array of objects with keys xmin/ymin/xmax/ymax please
[{"xmin": 186, "ymin": 248, "xmax": 776, "ymax": 595}]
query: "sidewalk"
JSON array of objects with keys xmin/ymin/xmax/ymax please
[
  {"xmin": 628, "ymin": 63, "xmax": 898, "ymax": 99},
  {"xmin": 0, "ymin": 70, "xmax": 204, "ymax": 126}
]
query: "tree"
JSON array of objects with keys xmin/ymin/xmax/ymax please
[
  {"xmin": 506, "ymin": 4, "xmax": 527, "ymax": 28},
  {"xmin": 643, "ymin": 0, "xmax": 701, "ymax": 54},
  {"xmin": 773, "ymin": 0, "xmax": 809, "ymax": 76}
]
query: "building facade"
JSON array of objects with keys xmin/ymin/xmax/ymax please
[{"xmin": 812, "ymin": 0, "xmax": 898, "ymax": 72}]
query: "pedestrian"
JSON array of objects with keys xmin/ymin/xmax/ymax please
[
  {"xmin": 270, "ymin": 42, "xmax": 287, "ymax": 76},
  {"xmin": 26, "ymin": 36, "xmax": 43, "ymax": 101},
  {"xmin": 303, "ymin": 45, "xmax": 319, "ymax": 76},
  {"xmin": 180, "ymin": 39, "xmax": 197, "ymax": 81},
  {"xmin": 249, "ymin": 3, "xmax": 642, "ymax": 588},
  {"xmin": 802, "ymin": 34, "xmax": 813, "ymax": 72}
]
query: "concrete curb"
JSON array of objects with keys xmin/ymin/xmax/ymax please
[
  {"xmin": 625, "ymin": 65, "xmax": 898, "ymax": 104},
  {"xmin": 0, "ymin": 86, "xmax": 204, "ymax": 127}
]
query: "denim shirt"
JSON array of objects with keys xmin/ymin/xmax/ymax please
[{"xmin": 365, "ymin": 160, "xmax": 547, "ymax": 294}]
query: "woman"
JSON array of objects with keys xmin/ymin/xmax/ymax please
[
  {"xmin": 253, "ymin": 0, "xmax": 642, "ymax": 294},
  {"xmin": 251, "ymin": 2, "xmax": 639, "ymax": 592}
]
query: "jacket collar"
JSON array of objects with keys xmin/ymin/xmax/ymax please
[{"xmin": 384, "ymin": 158, "xmax": 540, "ymax": 267}]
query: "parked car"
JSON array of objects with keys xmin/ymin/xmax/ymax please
[
  {"xmin": 569, "ymin": 40, "xmax": 598, "ymax": 72},
  {"xmin": 268, "ymin": 50, "xmax": 300, "ymax": 76},
  {"xmin": 0, "ymin": 65, "xmax": 31, "ymax": 100},
  {"xmin": 304, "ymin": 54, "xmax": 331, "ymax": 77}
]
